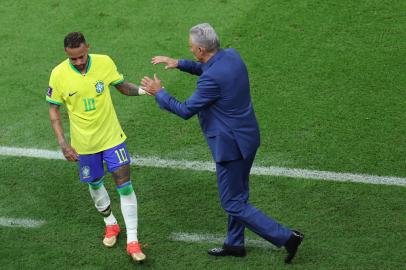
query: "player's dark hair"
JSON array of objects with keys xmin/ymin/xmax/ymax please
[{"xmin": 64, "ymin": 32, "xmax": 86, "ymax": 48}]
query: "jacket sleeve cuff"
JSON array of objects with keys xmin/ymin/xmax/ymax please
[
  {"xmin": 155, "ymin": 88, "xmax": 169, "ymax": 109},
  {"xmin": 177, "ymin": 59, "xmax": 186, "ymax": 70}
]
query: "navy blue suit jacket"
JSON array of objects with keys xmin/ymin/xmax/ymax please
[{"xmin": 155, "ymin": 48, "xmax": 260, "ymax": 162}]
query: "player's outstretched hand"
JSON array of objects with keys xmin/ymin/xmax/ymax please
[
  {"xmin": 61, "ymin": 142, "xmax": 79, "ymax": 161},
  {"xmin": 151, "ymin": 56, "xmax": 178, "ymax": 69},
  {"xmin": 141, "ymin": 74, "xmax": 162, "ymax": 96}
]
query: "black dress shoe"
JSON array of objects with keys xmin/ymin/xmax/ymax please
[
  {"xmin": 284, "ymin": 230, "xmax": 304, "ymax": 263},
  {"xmin": 208, "ymin": 245, "xmax": 246, "ymax": 257}
]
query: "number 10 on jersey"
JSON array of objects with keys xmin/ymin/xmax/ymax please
[
  {"xmin": 84, "ymin": 98, "xmax": 96, "ymax": 112},
  {"xmin": 115, "ymin": 148, "xmax": 128, "ymax": 163}
]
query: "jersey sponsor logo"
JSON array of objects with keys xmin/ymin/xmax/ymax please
[
  {"xmin": 47, "ymin": 87, "xmax": 53, "ymax": 97},
  {"xmin": 81, "ymin": 166, "xmax": 91, "ymax": 179},
  {"xmin": 68, "ymin": 91, "xmax": 78, "ymax": 97},
  {"xmin": 95, "ymin": 81, "xmax": 104, "ymax": 94}
]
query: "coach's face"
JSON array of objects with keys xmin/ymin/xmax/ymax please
[
  {"xmin": 189, "ymin": 35, "xmax": 204, "ymax": 62},
  {"xmin": 65, "ymin": 43, "xmax": 89, "ymax": 73}
]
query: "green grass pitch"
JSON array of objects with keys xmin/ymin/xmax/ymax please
[
  {"xmin": 0, "ymin": 0, "xmax": 405, "ymax": 269},
  {"xmin": 1, "ymin": 156, "xmax": 405, "ymax": 269}
]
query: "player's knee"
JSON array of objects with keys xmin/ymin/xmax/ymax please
[
  {"xmin": 116, "ymin": 181, "xmax": 134, "ymax": 196},
  {"xmin": 114, "ymin": 176, "xmax": 130, "ymax": 186},
  {"xmin": 112, "ymin": 165, "xmax": 131, "ymax": 185}
]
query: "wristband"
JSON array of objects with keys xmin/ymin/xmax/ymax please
[{"xmin": 138, "ymin": 88, "xmax": 147, "ymax": 95}]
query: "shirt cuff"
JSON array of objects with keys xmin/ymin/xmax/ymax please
[{"xmin": 155, "ymin": 88, "xmax": 166, "ymax": 97}]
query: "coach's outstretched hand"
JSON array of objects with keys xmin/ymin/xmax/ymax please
[
  {"xmin": 151, "ymin": 56, "xmax": 178, "ymax": 69},
  {"xmin": 141, "ymin": 74, "xmax": 163, "ymax": 96}
]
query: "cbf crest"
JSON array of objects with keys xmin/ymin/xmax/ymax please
[
  {"xmin": 81, "ymin": 166, "xmax": 91, "ymax": 179},
  {"xmin": 95, "ymin": 81, "xmax": 104, "ymax": 94}
]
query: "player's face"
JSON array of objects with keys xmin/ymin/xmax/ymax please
[
  {"xmin": 65, "ymin": 43, "xmax": 89, "ymax": 73},
  {"xmin": 189, "ymin": 36, "xmax": 204, "ymax": 62}
]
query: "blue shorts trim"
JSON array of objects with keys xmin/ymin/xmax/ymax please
[{"xmin": 78, "ymin": 142, "xmax": 131, "ymax": 182}]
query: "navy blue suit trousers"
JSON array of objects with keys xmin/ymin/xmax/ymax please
[{"xmin": 216, "ymin": 152, "xmax": 292, "ymax": 248}]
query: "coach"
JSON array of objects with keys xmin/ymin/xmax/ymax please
[{"xmin": 141, "ymin": 23, "xmax": 304, "ymax": 263}]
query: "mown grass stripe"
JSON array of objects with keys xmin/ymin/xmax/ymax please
[
  {"xmin": 1, "ymin": 146, "xmax": 405, "ymax": 187},
  {"xmin": 170, "ymin": 232, "xmax": 279, "ymax": 249},
  {"xmin": 0, "ymin": 217, "xmax": 46, "ymax": 228}
]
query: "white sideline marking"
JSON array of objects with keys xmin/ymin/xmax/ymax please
[
  {"xmin": 0, "ymin": 217, "xmax": 46, "ymax": 228},
  {"xmin": 170, "ymin": 232, "xmax": 279, "ymax": 249},
  {"xmin": 0, "ymin": 146, "xmax": 405, "ymax": 187}
]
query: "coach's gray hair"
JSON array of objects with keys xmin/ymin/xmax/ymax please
[{"xmin": 189, "ymin": 23, "xmax": 220, "ymax": 52}]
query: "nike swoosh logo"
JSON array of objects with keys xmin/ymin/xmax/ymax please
[{"xmin": 69, "ymin": 92, "xmax": 78, "ymax": 97}]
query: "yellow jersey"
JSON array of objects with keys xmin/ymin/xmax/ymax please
[{"xmin": 46, "ymin": 54, "xmax": 127, "ymax": 154}]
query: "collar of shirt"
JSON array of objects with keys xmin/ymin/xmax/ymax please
[
  {"xmin": 202, "ymin": 49, "xmax": 225, "ymax": 72},
  {"xmin": 69, "ymin": 54, "xmax": 92, "ymax": 76}
]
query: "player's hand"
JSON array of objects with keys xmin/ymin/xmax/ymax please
[
  {"xmin": 60, "ymin": 142, "xmax": 79, "ymax": 161},
  {"xmin": 141, "ymin": 74, "xmax": 162, "ymax": 96},
  {"xmin": 151, "ymin": 56, "xmax": 178, "ymax": 69}
]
